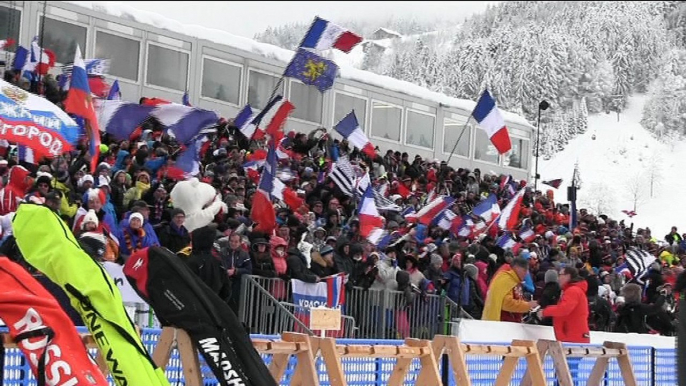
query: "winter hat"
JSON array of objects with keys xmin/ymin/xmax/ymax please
[
  {"xmin": 488, "ymin": 253, "xmax": 498, "ymax": 262},
  {"xmin": 87, "ymin": 188, "xmax": 107, "ymax": 205},
  {"xmin": 430, "ymin": 253, "xmax": 443, "ymax": 267},
  {"xmin": 129, "ymin": 212, "xmax": 144, "ymax": 224},
  {"xmin": 544, "ymin": 269, "xmax": 559, "ymax": 284},
  {"xmin": 81, "ymin": 209, "xmax": 99, "ymax": 230},
  {"xmin": 545, "ymin": 230, "xmax": 555, "ymax": 240},
  {"xmin": 463, "ymin": 264, "xmax": 478, "ymax": 281},
  {"xmin": 78, "ymin": 174, "xmax": 94, "ymax": 187},
  {"xmin": 520, "ymin": 249, "xmax": 531, "ymax": 260},
  {"xmin": 320, "ymin": 245, "xmax": 334, "ymax": 256},
  {"xmin": 615, "ymin": 296, "xmax": 625, "ymax": 305},
  {"xmin": 78, "ymin": 232, "xmax": 107, "ymax": 261},
  {"xmin": 35, "ymin": 175, "xmax": 52, "ymax": 186}
]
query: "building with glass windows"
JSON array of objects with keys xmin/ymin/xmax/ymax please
[{"xmin": 0, "ymin": 1, "xmax": 535, "ymax": 180}]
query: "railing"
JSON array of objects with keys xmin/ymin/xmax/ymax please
[
  {"xmin": 238, "ymin": 274, "xmax": 313, "ymax": 336},
  {"xmin": 238, "ymin": 275, "xmax": 476, "ymax": 340},
  {"xmin": 0, "ymin": 328, "xmax": 673, "ymax": 385}
]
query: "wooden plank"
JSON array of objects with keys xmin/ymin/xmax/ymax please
[
  {"xmin": 604, "ymin": 342, "xmax": 638, "ymax": 386},
  {"xmin": 463, "ymin": 344, "xmax": 531, "ymax": 356},
  {"xmin": 494, "ymin": 356, "xmax": 519, "ymax": 386},
  {"xmin": 387, "ymin": 357, "xmax": 412, "ymax": 386},
  {"xmin": 176, "ymin": 329, "xmax": 203, "ymax": 386},
  {"xmin": 445, "ymin": 336, "xmax": 472, "ymax": 386},
  {"xmin": 263, "ymin": 341, "xmax": 302, "ymax": 354},
  {"xmin": 151, "ymin": 327, "xmax": 175, "ymax": 370},
  {"xmin": 282, "ymin": 333, "xmax": 319, "ymax": 386},
  {"xmin": 268, "ymin": 353, "xmax": 290, "ymax": 384},
  {"xmin": 513, "ymin": 340, "xmax": 547, "ymax": 386},
  {"xmin": 406, "ymin": 339, "xmax": 442, "ymax": 386},
  {"xmin": 587, "ymin": 357, "xmax": 610, "ymax": 386},
  {"xmin": 319, "ymin": 337, "xmax": 347, "ymax": 386},
  {"xmin": 519, "ymin": 340, "xmax": 549, "ymax": 386}
]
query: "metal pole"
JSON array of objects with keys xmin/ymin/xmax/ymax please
[
  {"xmin": 446, "ymin": 116, "xmax": 472, "ymax": 166},
  {"xmin": 534, "ymin": 106, "xmax": 542, "ymax": 192},
  {"xmin": 36, "ymin": 0, "xmax": 48, "ymax": 91}
]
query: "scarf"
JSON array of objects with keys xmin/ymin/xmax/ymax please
[{"xmin": 124, "ymin": 227, "xmax": 146, "ymax": 253}]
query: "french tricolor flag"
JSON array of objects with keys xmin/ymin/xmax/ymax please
[
  {"xmin": 234, "ymin": 95, "xmax": 294, "ymax": 140},
  {"xmin": 457, "ymin": 216, "xmax": 475, "ymax": 238},
  {"xmin": 437, "ymin": 209, "xmax": 463, "ymax": 236},
  {"xmin": 498, "ymin": 188, "xmax": 526, "ymax": 231},
  {"xmin": 497, "ymin": 232, "xmax": 517, "ymax": 250},
  {"xmin": 258, "ymin": 144, "xmax": 303, "ymax": 210},
  {"xmin": 301, "ymin": 17, "xmax": 362, "ymax": 53},
  {"xmin": 407, "ymin": 196, "xmax": 456, "ymax": 226},
  {"xmin": 17, "ymin": 145, "xmax": 36, "ymax": 164},
  {"xmin": 359, "ymin": 186, "xmax": 387, "ymax": 245},
  {"xmin": 519, "ymin": 224, "xmax": 536, "ymax": 243},
  {"xmin": 472, "ymin": 194, "xmax": 501, "ymax": 224},
  {"xmin": 63, "ymin": 45, "xmax": 100, "ymax": 173},
  {"xmin": 472, "ymin": 89, "xmax": 511, "ymax": 154},
  {"xmin": 334, "ymin": 111, "xmax": 376, "ymax": 159}
]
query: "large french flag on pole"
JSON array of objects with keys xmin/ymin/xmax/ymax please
[
  {"xmin": 334, "ymin": 111, "xmax": 376, "ymax": 159},
  {"xmin": 233, "ymin": 95, "xmax": 294, "ymax": 140},
  {"xmin": 63, "ymin": 45, "xmax": 100, "ymax": 173},
  {"xmin": 300, "ymin": 17, "xmax": 362, "ymax": 53},
  {"xmin": 258, "ymin": 144, "xmax": 303, "ymax": 210},
  {"xmin": 359, "ymin": 186, "xmax": 387, "ymax": 245},
  {"xmin": 498, "ymin": 188, "xmax": 526, "ymax": 231},
  {"xmin": 407, "ymin": 196, "xmax": 456, "ymax": 226},
  {"xmin": 472, "ymin": 89, "xmax": 511, "ymax": 154}
]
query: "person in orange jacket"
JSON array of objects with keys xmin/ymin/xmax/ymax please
[{"xmin": 538, "ymin": 266, "xmax": 590, "ymax": 343}]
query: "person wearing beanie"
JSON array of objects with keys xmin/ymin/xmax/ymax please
[
  {"xmin": 157, "ymin": 207, "xmax": 190, "ymax": 253},
  {"xmin": 310, "ymin": 244, "xmax": 338, "ymax": 278},
  {"xmin": 536, "ymin": 270, "xmax": 562, "ymax": 326},
  {"xmin": 24, "ymin": 175, "xmax": 52, "ymax": 203},
  {"xmin": 118, "ymin": 211, "xmax": 157, "ymax": 258},
  {"xmin": 463, "ymin": 263, "xmax": 485, "ymax": 318},
  {"xmin": 423, "ymin": 253, "xmax": 444, "ymax": 292},
  {"xmin": 178, "ymin": 224, "xmax": 231, "ymax": 303},
  {"xmin": 123, "ymin": 170, "xmax": 151, "ymax": 208},
  {"xmin": 537, "ymin": 267, "xmax": 590, "ymax": 343}
]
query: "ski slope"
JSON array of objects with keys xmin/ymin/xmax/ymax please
[{"xmin": 540, "ymin": 95, "xmax": 686, "ymax": 236}]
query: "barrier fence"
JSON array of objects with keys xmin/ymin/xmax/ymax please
[
  {"xmin": 0, "ymin": 327, "xmax": 675, "ymax": 385},
  {"xmin": 238, "ymin": 275, "xmax": 468, "ymax": 339}
]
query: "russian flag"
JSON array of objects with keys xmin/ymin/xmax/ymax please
[
  {"xmin": 63, "ymin": 45, "xmax": 100, "ymax": 173},
  {"xmin": 472, "ymin": 89, "xmax": 511, "ymax": 154},
  {"xmin": 300, "ymin": 17, "xmax": 362, "ymax": 53},
  {"xmin": 497, "ymin": 232, "xmax": 517, "ymax": 250},
  {"xmin": 359, "ymin": 186, "xmax": 387, "ymax": 245},
  {"xmin": 519, "ymin": 224, "xmax": 536, "ymax": 243},
  {"xmin": 334, "ymin": 111, "xmax": 376, "ymax": 159},
  {"xmin": 234, "ymin": 95, "xmax": 294, "ymax": 140},
  {"xmin": 472, "ymin": 194, "xmax": 501, "ymax": 224},
  {"xmin": 407, "ymin": 196, "xmax": 455, "ymax": 226},
  {"xmin": 498, "ymin": 188, "xmax": 526, "ymax": 231},
  {"xmin": 325, "ymin": 273, "xmax": 347, "ymax": 308}
]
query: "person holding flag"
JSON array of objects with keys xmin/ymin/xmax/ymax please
[{"xmin": 63, "ymin": 45, "xmax": 100, "ymax": 174}]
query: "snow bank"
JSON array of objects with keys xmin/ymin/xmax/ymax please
[{"xmin": 65, "ymin": 1, "xmax": 533, "ymax": 128}]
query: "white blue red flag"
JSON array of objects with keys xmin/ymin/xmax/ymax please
[
  {"xmin": 407, "ymin": 195, "xmax": 456, "ymax": 226},
  {"xmin": 291, "ymin": 273, "xmax": 346, "ymax": 309},
  {"xmin": 0, "ymin": 79, "xmax": 79, "ymax": 158},
  {"xmin": 300, "ymin": 17, "xmax": 362, "ymax": 53},
  {"xmin": 107, "ymin": 80, "xmax": 121, "ymax": 101},
  {"xmin": 457, "ymin": 216, "xmax": 475, "ymax": 238},
  {"xmin": 233, "ymin": 95, "xmax": 294, "ymax": 140},
  {"xmin": 519, "ymin": 224, "xmax": 536, "ymax": 243},
  {"xmin": 437, "ymin": 209, "xmax": 463, "ymax": 236},
  {"xmin": 359, "ymin": 186, "xmax": 387, "ymax": 245},
  {"xmin": 334, "ymin": 111, "xmax": 376, "ymax": 159},
  {"xmin": 472, "ymin": 89, "xmax": 511, "ymax": 154},
  {"xmin": 17, "ymin": 145, "xmax": 36, "ymax": 164},
  {"xmin": 63, "ymin": 45, "xmax": 100, "ymax": 173},
  {"xmin": 497, "ymin": 232, "xmax": 517, "ymax": 250},
  {"xmin": 472, "ymin": 194, "xmax": 501, "ymax": 224},
  {"xmin": 258, "ymin": 143, "xmax": 303, "ymax": 210},
  {"xmin": 498, "ymin": 188, "xmax": 526, "ymax": 231}
]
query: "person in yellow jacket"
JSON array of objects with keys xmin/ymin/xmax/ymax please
[{"xmin": 482, "ymin": 257, "xmax": 538, "ymax": 322}]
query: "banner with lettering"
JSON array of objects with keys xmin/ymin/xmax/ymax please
[
  {"xmin": 0, "ymin": 79, "xmax": 79, "ymax": 159},
  {"xmin": 291, "ymin": 273, "xmax": 346, "ymax": 309}
]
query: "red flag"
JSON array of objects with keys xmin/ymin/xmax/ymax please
[{"xmin": 251, "ymin": 191, "xmax": 276, "ymax": 233}]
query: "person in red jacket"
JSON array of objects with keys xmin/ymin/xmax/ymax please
[{"xmin": 538, "ymin": 266, "xmax": 590, "ymax": 343}]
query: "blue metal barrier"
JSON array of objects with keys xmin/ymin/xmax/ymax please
[{"xmin": 1, "ymin": 328, "xmax": 675, "ymax": 385}]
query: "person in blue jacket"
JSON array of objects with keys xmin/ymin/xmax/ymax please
[{"xmin": 117, "ymin": 200, "xmax": 161, "ymax": 247}]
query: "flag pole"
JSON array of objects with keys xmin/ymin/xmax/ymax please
[
  {"xmin": 35, "ymin": 0, "xmax": 48, "ymax": 93},
  {"xmin": 446, "ymin": 115, "xmax": 472, "ymax": 166}
]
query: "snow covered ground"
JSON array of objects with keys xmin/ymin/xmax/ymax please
[{"xmin": 540, "ymin": 94, "xmax": 686, "ymax": 237}]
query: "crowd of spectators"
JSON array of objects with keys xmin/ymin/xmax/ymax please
[{"xmin": 0, "ymin": 68, "xmax": 682, "ymax": 339}]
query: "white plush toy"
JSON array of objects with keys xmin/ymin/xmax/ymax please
[
  {"xmin": 298, "ymin": 232, "xmax": 314, "ymax": 268},
  {"xmin": 170, "ymin": 178, "xmax": 227, "ymax": 233}
]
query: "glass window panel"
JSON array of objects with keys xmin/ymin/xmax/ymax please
[
  {"xmin": 406, "ymin": 110, "xmax": 435, "ymax": 149},
  {"xmin": 248, "ymin": 70, "xmax": 283, "ymax": 109},
  {"xmin": 503, "ymin": 138, "xmax": 529, "ymax": 170},
  {"xmin": 443, "ymin": 118, "xmax": 471, "ymax": 157},
  {"xmin": 474, "ymin": 128, "xmax": 500, "ymax": 164},
  {"xmin": 0, "ymin": 6, "xmax": 21, "ymax": 52},
  {"xmin": 371, "ymin": 101, "xmax": 401, "ymax": 142},
  {"xmin": 146, "ymin": 44, "xmax": 188, "ymax": 91},
  {"xmin": 290, "ymin": 81, "xmax": 322, "ymax": 123},
  {"xmin": 40, "ymin": 17, "xmax": 87, "ymax": 64},
  {"xmin": 334, "ymin": 93, "xmax": 366, "ymax": 126},
  {"xmin": 95, "ymin": 31, "xmax": 140, "ymax": 81},
  {"xmin": 201, "ymin": 58, "xmax": 241, "ymax": 105}
]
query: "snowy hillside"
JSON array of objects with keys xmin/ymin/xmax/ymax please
[{"xmin": 540, "ymin": 95, "xmax": 684, "ymax": 236}]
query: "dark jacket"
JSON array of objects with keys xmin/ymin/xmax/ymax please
[
  {"xmin": 157, "ymin": 222, "xmax": 190, "ymax": 253},
  {"xmin": 215, "ymin": 239, "xmax": 253, "ymax": 277},
  {"xmin": 179, "ymin": 226, "xmax": 230, "ymax": 302},
  {"xmin": 538, "ymin": 282, "xmax": 561, "ymax": 326},
  {"xmin": 443, "ymin": 267, "xmax": 471, "ymax": 308},
  {"xmin": 665, "ymin": 232, "xmax": 683, "ymax": 246},
  {"xmin": 251, "ymin": 251, "xmax": 278, "ymax": 278},
  {"xmin": 615, "ymin": 296, "xmax": 666, "ymax": 334},
  {"xmin": 286, "ymin": 248, "xmax": 318, "ymax": 283}
]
